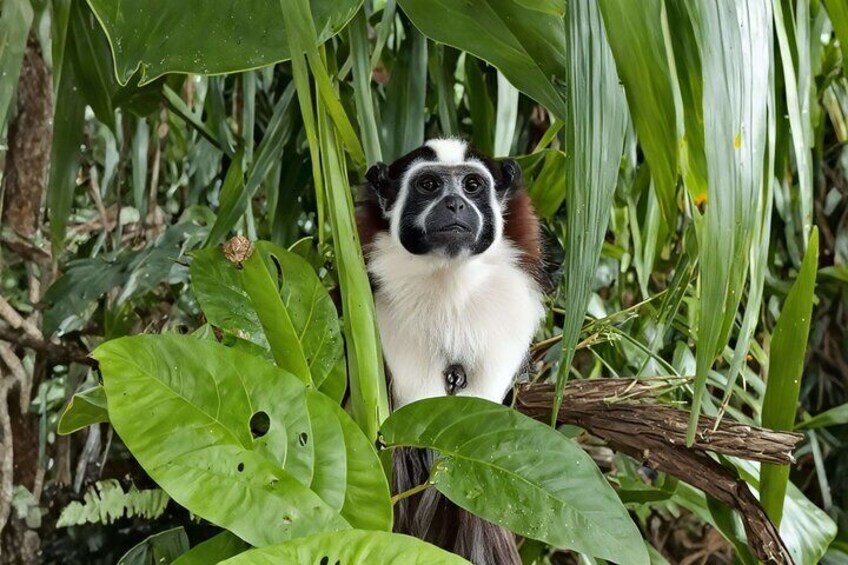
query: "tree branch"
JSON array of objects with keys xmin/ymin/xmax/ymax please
[
  {"xmin": 0, "ymin": 327, "xmax": 95, "ymax": 367},
  {"xmin": 515, "ymin": 380, "xmax": 799, "ymax": 564}
]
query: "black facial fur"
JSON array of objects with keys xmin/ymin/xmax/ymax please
[
  {"xmin": 366, "ymin": 142, "xmax": 521, "ymax": 258},
  {"xmin": 365, "ymin": 146, "xmax": 438, "ymax": 212}
]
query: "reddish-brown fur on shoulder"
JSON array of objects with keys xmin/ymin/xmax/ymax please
[
  {"xmin": 503, "ymin": 190, "xmax": 545, "ymax": 287},
  {"xmin": 356, "ymin": 187, "xmax": 544, "ymax": 288},
  {"xmin": 356, "ymin": 192, "xmax": 389, "ymax": 253}
]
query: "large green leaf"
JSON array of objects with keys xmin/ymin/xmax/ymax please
[
  {"xmin": 85, "ymin": 0, "xmax": 363, "ymax": 85},
  {"xmin": 117, "ymin": 527, "xmax": 189, "ymax": 565},
  {"xmin": 172, "ymin": 532, "xmax": 249, "ymax": 565},
  {"xmin": 599, "ymin": 0, "xmax": 678, "ymax": 228},
  {"xmin": 191, "ymin": 247, "xmax": 267, "ymax": 349},
  {"xmin": 0, "ymin": 0, "xmax": 33, "ymax": 134},
  {"xmin": 397, "ymin": 0, "xmax": 566, "ymax": 119},
  {"xmin": 687, "ymin": 0, "xmax": 773, "ymax": 443},
  {"xmin": 190, "ymin": 242, "xmax": 343, "ymax": 393},
  {"xmin": 58, "ymin": 385, "xmax": 108, "ymax": 435},
  {"xmin": 240, "ymin": 243, "xmax": 314, "ymax": 385},
  {"xmin": 219, "ymin": 530, "xmax": 469, "ymax": 565},
  {"xmin": 761, "ymin": 228, "xmax": 819, "ymax": 526},
  {"xmin": 554, "ymin": 0, "xmax": 628, "ymax": 417},
  {"xmin": 380, "ymin": 397, "xmax": 649, "ymax": 565},
  {"xmin": 94, "ymin": 334, "xmax": 391, "ymax": 546}
]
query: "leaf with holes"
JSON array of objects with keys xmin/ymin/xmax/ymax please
[
  {"xmin": 94, "ymin": 334, "xmax": 391, "ymax": 547},
  {"xmin": 380, "ymin": 397, "xmax": 648, "ymax": 564},
  {"xmin": 219, "ymin": 530, "xmax": 469, "ymax": 565},
  {"xmin": 191, "ymin": 242, "xmax": 343, "ymax": 394}
]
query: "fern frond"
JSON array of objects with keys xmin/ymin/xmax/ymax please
[{"xmin": 57, "ymin": 479, "xmax": 169, "ymax": 527}]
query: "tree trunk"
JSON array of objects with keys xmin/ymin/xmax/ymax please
[
  {"xmin": 1, "ymin": 32, "xmax": 52, "ymax": 565},
  {"xmin": 2, "ymin": 32, "xmax": 52, "ymax": 237}
]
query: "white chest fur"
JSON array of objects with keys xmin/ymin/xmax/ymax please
[{"xmin": 367, "ymin": 233, "xmax": 545, "ymax": 407}]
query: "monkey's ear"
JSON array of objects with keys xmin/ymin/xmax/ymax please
[
  {"xmin": 497, "ymin": 159, "xmax": 522, "ymax": 194},
  {"xmin": 366, "ymin": 162, "xmax": 388, "ymax": 188},
  {"xmin": 365, "ymin": 162, "xmax": 397, "ymax": 212}
]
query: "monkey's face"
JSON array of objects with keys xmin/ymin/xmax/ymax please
[
  {"xmin": 366, "ymin": 140, "xmax": 520, "ymax": 258},
  {"xmin": 395, "ymin": 163, "xmax": 497, "ymax": 256}
]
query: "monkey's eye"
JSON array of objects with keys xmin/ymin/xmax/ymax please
[
  {"xmin": 416, "ymin": 175, "xmax": 439, "ymax": 194},
  {"xmin": 463, "ymin": 175, "xmax": 483, "ymax": 194}
]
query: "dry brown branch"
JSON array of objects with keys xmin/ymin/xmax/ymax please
[
  {"xmin": 0, "ymin": 327, "xmax": 94, "ymax": 368},
  {"xmin": 517, "ymin": 380, "xmax": 801, "ymax": 465},
  {"xmin": 0, "ymin": 297, "xmax": 41, "ymax": 341},
  {"xmin": 516, "ymin": 380, "xmax": 800, "ymax": 564}
]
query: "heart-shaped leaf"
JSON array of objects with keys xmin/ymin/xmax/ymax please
[
  {"xmin": 397, "ymin": 0, "xmax": 566, "ymax": 119},
  {"xmin": 85, "ymin": 0, "xmax": 363, "ymax": 85},
  {"xmin": 94, "ymin": 334, "xmax": 390, "ymax": 546},
  {"xmin": 219, "ymin": 530, "xmax": 470, "ymax": 564},
  {"xmin": 58, "ymin": 385, "xmax": 109, "ymax": 435},
  {"xmin": 191, "ymin": 242, "xmax": 343, "ymax": 396},
  {"xmin": 380, "ymin": 397, "xmax": 648, "ymax": 565}
]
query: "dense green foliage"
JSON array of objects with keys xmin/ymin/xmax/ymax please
[{"xmin": 1, "ymin": 0, "xmax": 848, "ymax": 563}]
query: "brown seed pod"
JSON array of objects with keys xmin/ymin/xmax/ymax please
[{"xmin": 223, "ymin": 235, "xmax": 253, "ymax": 267}]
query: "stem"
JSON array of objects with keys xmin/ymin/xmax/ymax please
[{"xmin": 391, "ymin": 481, "xmax": 431, "ymax": 505}]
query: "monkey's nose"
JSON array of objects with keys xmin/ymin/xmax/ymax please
[{"xmin": 443, "ymin": 195, "xmax": 465, "ymax": 212}]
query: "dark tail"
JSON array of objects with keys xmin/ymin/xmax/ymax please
[{"xmin": 392, "ymin": 447, "xmax": 521, "ymax": 564}]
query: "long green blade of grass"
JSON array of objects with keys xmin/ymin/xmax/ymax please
[
  {"xmin": 598, "ymin": 0, "xmax": 679, "ymax": 229},
  {"xmin": 761, "ymin": 228, "xmax": 819, "ymax": 526},
  {"xmin": 349, "ymin": 9, "xmax": 383, "ymax": 165},
  {"xmin": 686, "ymin": 0, "xmax": 772, "ymax": 444},
  {"xmin": 494, "ymin": 71, "xmax": 519, "ymax": 157},
  {"xmin": 661, "ymin": 0, "xmax": 709, "ymax": 203},
  {"xmin": 279, "ymin": 3, "xmax": 325, "ymax": 246},
  {"xmin": 317, "ymin": 104, "xmax": 389, "ymax": 443},
  {"xmin": 380, "ymin": 23, "xmax": 428, "ymax": 161},
  {"xmin": 205, "ymin": 85, "xmax": 296, "ymax": 247},
  {"xmin": 430, "ymin": 44, "xmax": 459, "ymax": 137},
  {"xmin": 47, "ymin": 32, "xmax": 86, "ymax": 258},
  {"xmin": 279, "ymin": 0, "xmax": 389, "ymax": 442},
  {"xmin": 553, "ymin": 0, "xmax": 627, "ymax": 423},
  {"xmin": 720, "ymin": 40, "xmax": 778, "ymax": 416},
  {"xmin": 773, "ymin": 0, "xmax": 814, "ymax": 245},
  {"xmin": 279, "ymin": 0, "xmax": 365, "ymax": 166}
]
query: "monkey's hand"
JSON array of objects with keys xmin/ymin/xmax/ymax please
[{"xmin": 443, "ymin": 364, "xmax": 467, "ymax": 395}]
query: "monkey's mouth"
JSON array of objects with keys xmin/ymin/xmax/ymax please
[{"xmin": 433, "ymin": 222, "xmax": 472, "ymax": 234}]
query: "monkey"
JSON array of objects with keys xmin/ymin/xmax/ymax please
[{"xmin": 357, "ymin": 138, "xmax": 547, "ymax": 564}]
